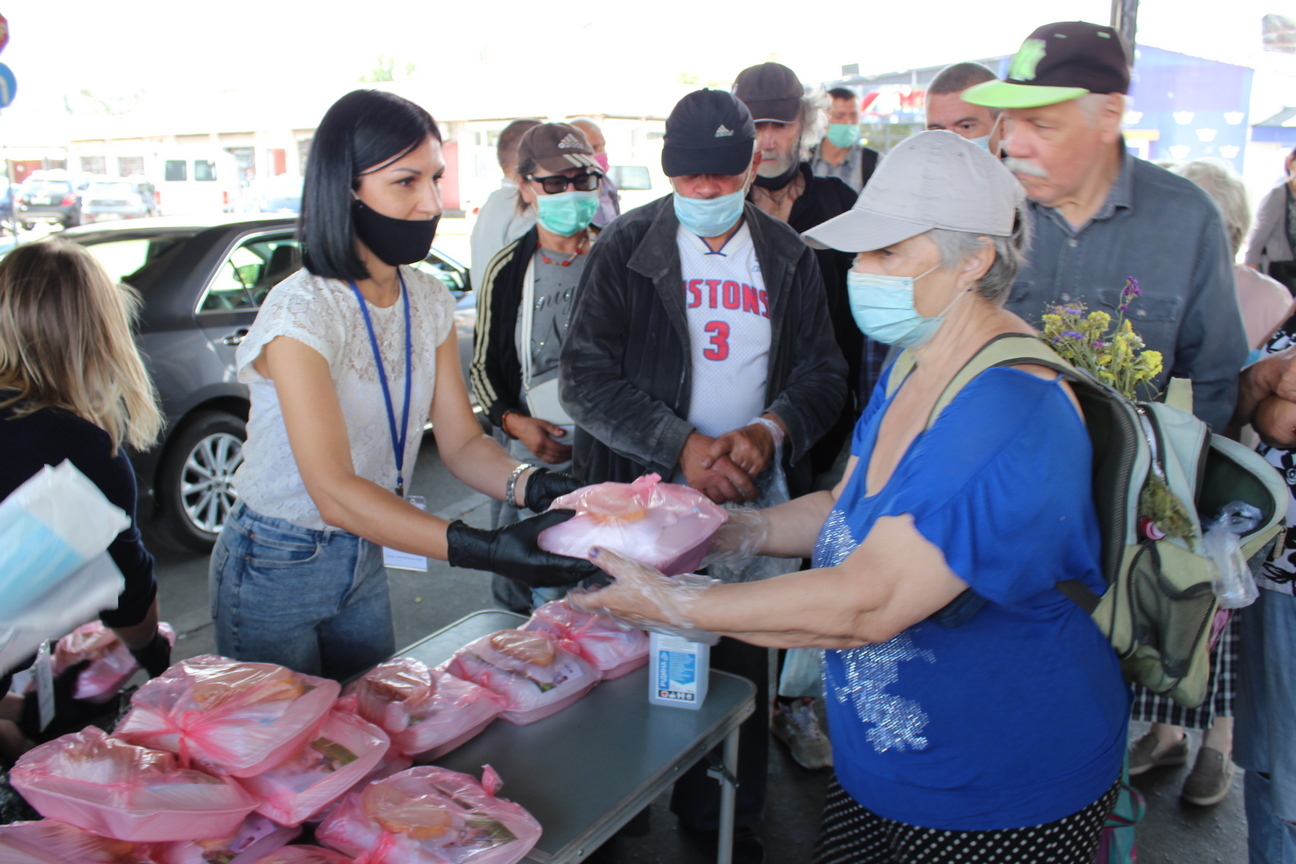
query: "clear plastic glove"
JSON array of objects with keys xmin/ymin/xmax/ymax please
[
  {"xmin": 702, "ymin": 508, "xmax": 769, "ymax": 567},
  {"xmin": 568, "ymin": 547, "xmax": 720, "ymax": 644}
]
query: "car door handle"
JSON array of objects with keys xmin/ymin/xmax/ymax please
[{"xmin": 222, "ymin": 328, "xmax": 249, "ymax": 346}]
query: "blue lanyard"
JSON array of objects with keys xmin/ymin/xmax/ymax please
[{"xmin": 348, "ymin": 273, "xmax": 413, "ymax": 498}]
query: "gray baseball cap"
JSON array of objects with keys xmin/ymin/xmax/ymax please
[{"xmin": 802, "ymin": 130, "xmax": 1024, "ymax": 252}]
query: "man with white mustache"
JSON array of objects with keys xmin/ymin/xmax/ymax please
[{"xmin": 965, "ymin": 20, "xmax": 1246, "ymax": 433}]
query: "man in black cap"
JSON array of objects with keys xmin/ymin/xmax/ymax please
[
  {"xmin": 731, "ymin": 60, "xmax": 862, "ymax": 775},
  {"xmin": 963, "ymin": 21, "xmax": 1246, "ymax": 434},
  {"xmin": 560, "ymin": 88, "xmax": 846, "ymax": 863}
]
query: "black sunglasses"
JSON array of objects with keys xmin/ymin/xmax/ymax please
[{"xmin": 528, "ymin": 172, "xmax": 602, "ymax": 194}]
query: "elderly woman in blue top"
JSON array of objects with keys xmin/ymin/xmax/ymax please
[{"xmin": 573, "ymin": 131, "xmax": 1128, "ymax": 863}]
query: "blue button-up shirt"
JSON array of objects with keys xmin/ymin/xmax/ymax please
[{"xmin": 1007, "ymin": 146, "xmax": 1247, "ymax": 431}]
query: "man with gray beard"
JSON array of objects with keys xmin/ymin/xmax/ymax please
[{"xmin": 964, "ymin": 21, "xmax": 1246, "ymax": 432}]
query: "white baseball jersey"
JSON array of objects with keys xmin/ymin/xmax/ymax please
[{"xmin": 677, "ymin": 221, "xmax": 771, "ymax": 438}]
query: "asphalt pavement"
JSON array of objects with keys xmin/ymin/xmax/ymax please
[{"xmin": 147, "ymin": 438, "xmax": 1249, "ymax": 864}]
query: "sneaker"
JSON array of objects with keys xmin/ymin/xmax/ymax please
[
  {"xmin": 1127, "ymin": 731, "xmax": 1190, "ymax": 776},
  {"xmin": 681, "ymin": 825, "xmax": 766, "ymax": 864},
  {"xmin": 772, "ymin": 698, "xmax": 833, "ymax": 770},
  {"xmin": 1181, "ymin": 746, "xmax": 1236, "ymax": 806}
]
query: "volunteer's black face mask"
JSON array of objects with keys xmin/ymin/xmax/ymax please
[
  {"xmin": 352, "ymin": 199, "xmax": 439, "ymax": 266},
  {"xmin": 752, "ymin": 157, "xmax": 800, "ymax": 190}
]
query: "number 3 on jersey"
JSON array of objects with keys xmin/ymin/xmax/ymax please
[{"xmin": 703, "ymin": 321, "xmax": 730, "ymax": 361}]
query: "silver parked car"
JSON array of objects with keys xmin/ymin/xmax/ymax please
[
  {"xmin": 57, "ymin": 214, "xmax": 476, "ymax": 551},
  {"xmin": 81, "ymin": 177, "xmax": 159, "ymax": 224}
]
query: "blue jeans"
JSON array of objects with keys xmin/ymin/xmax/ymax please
[
  {"xmin": 1235, "ymin": 589, "xmax": 1296, "ymax": 863},
  {"xmin": 209, "ymin": 502, "xmax": 394, "ymax": 681}
]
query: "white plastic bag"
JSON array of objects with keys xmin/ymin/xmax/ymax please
[{"xmin": 0, "ymin": 461, "xmax": 129, "ymax": 674}]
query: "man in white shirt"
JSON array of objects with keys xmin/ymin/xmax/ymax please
[
  {"xmin": 469, "ymin": 118, "xmax": 540, "ymax": 283},
  {"xmin": 561, "ymin": 89, "xmax": 846, "ymax": 864}
]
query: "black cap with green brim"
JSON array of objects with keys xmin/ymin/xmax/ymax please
[{"xmin": 962, "ymin": 21, "xmax": 1131, "ymax": 110}]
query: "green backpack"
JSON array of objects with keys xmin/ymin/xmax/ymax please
[{"xmin": 887, "ymin": 333, "xmax": 1287, "ymax": 707}]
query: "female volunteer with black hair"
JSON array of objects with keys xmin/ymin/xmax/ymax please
[{"xmin": 209, "ymin": 90, "xmax": 593, "ymax": 681}]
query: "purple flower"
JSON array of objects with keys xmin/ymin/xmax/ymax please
[
  {"xmin": 1093, "ymin": 339, "xmax": 1106, "ymax": 350},
  {"xmin": 1122, "ymin": 277, "xmax": 1141, "ymax": 299},
  {"xmin": 1062, "ymin": 330, "xmax": 1084, "ymax": 341},
  {"xmin": 1063, "ymin": 307, "xmax": 1081, "ymax": 316}
]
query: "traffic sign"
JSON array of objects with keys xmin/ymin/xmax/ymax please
[{"xmin": 0, "ymin": 64, "xmax": 14, "ymax": 109}]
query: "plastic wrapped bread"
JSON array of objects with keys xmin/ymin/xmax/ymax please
[
  {"xmin": 347, "ymin": 658, "xmax": 504, "ymax": 760},
  {"xmin": 236, "ymin": 707, "xmax": 390, "ymax": 826},
  {"xmin": 8, "ymin": 727, "xmax": 257, "ymax": 842},
  {"xmin": 114, "ymin": 655, "xmax": 340, "ymax": 777},
  {"xmin": 316, "ymin": 766, "xmax": 540, "ymax": 864},
  {"xmin": 522, "ymin": 600, "xmax": 649, "ymax": 679},
  {"xmin": 536, "ymin": 473, "xmax": 727, "ymax": 575},
  {"xmin": 442, "ymin": 630, "xmax": 598, "ymax": 725}
]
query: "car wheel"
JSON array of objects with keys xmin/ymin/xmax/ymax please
[{"xmin": 156, "ymin": 410, "xmax": 246, "ymax": 552}]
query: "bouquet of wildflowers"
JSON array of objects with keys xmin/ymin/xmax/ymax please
[
  {"xmin": 1038, "ymin": 277, "xmax": 1164, "ymax": 401},
  {"xmin": 1038, "ymin": 278, "xmax": 1195, "ymax": 542}
]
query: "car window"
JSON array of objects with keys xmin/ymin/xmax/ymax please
[
  {"xmin": 88, "ymin": 182, "xmax": 135, "ymax": 197},
  {"xmin": 20, "ymin": 180, "xmax": 73, "ymax": 197},
  {"xmin": 411, "ymin": 253, "xmax": 468, "ymax": 296},
  {"xmin": 79, "ymin": 237, "xmax": 180, "ymax": 284},
  {"xmin": 199, "ymin": 234, "xmax": 300, "ymax": 313}
]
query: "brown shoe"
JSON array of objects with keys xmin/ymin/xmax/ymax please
[
  {"xmin": 1128, "ymin": 731, "xmax": 1189, "ymax": 776},
  {"xmin": 1181, "ymin": 746, "xmax": 1236, "ymax": 806}
]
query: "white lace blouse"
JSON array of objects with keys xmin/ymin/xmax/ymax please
[{"xmin": 233, "ymin": 266, "xmax": 455, "ymax": 530}]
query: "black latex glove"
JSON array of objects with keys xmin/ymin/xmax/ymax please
[
  {"xmin": 446, "ymin": 509, "xmax": 599, "ymax": 588},
  {"xmin": 17, "ymin": 661, "xmax": 111, "ymax": 742},
  {"xmin": 129, "ymin": 628, "xmax": 172, "ymax": 679},
  {"xmin": 522, "ymin": 467, "xmax": 584, "ymax": 513}
]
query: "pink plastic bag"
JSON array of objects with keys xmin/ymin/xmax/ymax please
[
  {"xmin": 49, "ymin": 622, "xmax": 177, "ymax": 703},
  {"xmin": 237, "ymin": 708, "xmax": 391, "ymax": 826},
  {"xmin": 253, "ymin": 846, "xmax": 356, "ymax": 863},
  {"xmin": 317, "ymin": 765, "xmax": 541, "ymax": 864},
  {"xmin": 522, "ymin": 600, "xmax": 649, "ymax": 679},
  {"xmin": 149, "ymin": 813, "xmax": 303, "ymax": 864},
  {"xmin": 537, "ymin": 474, "xmax": 727, "ymax": 575},
  {"xmin": 0, "ymin": 820, "xmax": 177, "ymax": 864},
  {"xmin": 347, "ymin": 658, "xmax": 504, "ymax": 761},
  {"xmin": 114, "ymin": 655, "xmax": 340, "ymax": 777},
  {"xmin": 442, "ymin": 630, "xmax": 598, "ymax": 725},
  {"xmin": 9, "ymin": 727, "xmax": 257, "ymax": 842}
]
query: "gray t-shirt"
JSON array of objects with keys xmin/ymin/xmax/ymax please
[{"xmin": 515, "ymin": 250, "xmax": 585, "ymax": 386}]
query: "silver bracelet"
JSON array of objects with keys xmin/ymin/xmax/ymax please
[{"xmin": 505, "ymin": 462, "xmax": 530, "ymax": 507}]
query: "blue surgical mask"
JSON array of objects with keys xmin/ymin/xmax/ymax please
[
  {"xmin": 535, "ymin": 190, "xmax": 600, "ymax": 236},
  {"xmin": 673, "ymin": 179, "xmax": 748, "ymax": 238},
  {"xmin": 967, "ymin": 134, "xmax": 992, "ymax": 151},
  {"xmin": 846, "ymin": 265, "xmax": 968, "ymax": 348}
]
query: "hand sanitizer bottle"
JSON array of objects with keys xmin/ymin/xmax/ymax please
[{"xmin": 648, "ymin": 632, "xmax": 709, "ymax": 709}]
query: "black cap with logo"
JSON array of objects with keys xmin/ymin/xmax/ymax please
[{"xmin": 661, "ymin": 89, "xmax": 756, "ymax": 177}]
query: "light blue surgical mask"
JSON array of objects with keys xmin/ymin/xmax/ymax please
[
  {"xmin": 673, "ymin": 175, "xmax": 749, "ymax": 238},
  {"xmin": 846, "ymin": 265, "xmax": 968, "ymax": 348},
  {"xmin": 827, "ymin": 123, "xmax": 860, "ymax": 149},
  {"xmin": 536, "ymin": 189, "xmax": 600, "ymax": 236},
  {"xmin": 967, "ymin": 134, "xmax": 992, "ymax": 151}
]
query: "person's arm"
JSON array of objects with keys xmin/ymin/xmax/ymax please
[
  {"xmin": 582, "ymin": 511, "xmax": 966, "ymax": 650},
  {"xmin": 762, "ymin": 248, "xmax": 849, "ymax": 462},
  {"xmin": 559, "ymin": 219, "xmax": 696, "ymax": 475},
  {"xmin": 1174, "ymin": 207, "xmax": 1250, "ymax": 432},
  {"xmin": 1244, "ymin": 186, "xmax": 1284, "ymax": 269}
]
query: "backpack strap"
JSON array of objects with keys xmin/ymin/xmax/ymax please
[
  {"xmin": 926, "ymin": 333, "xmax": 1077, "ymax": 427},
  {"xmin": 884, "ymin": 349, "xmax": 918, "ymax": 400}
]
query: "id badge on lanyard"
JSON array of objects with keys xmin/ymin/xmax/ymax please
[{"xmin": 349, "ymin": 275, "xmax": 426, "ymax": 571}]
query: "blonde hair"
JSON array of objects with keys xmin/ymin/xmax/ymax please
[{"xmin": 0, "ymin": 239, "xmax": 162, "ymax": 453}]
